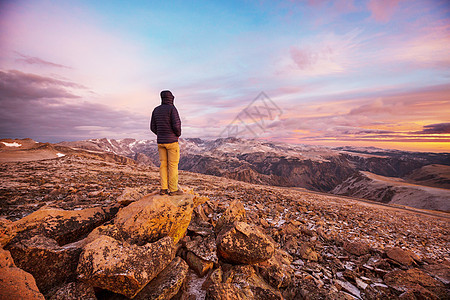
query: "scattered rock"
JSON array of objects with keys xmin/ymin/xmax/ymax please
[
  {"xmin": 0, "ymin": 248, "xmax": 45, "ymax": 300},
  {"xmin": 7, "ymin": 234, "xmax": 82, "ymax": 294},
  {"xmin": 297, "ymin": 243, "xmax": 320, "ymax": 262},
  {"xmin": 256, "ymin": 248, "xmax": 294, "ymax": 289},
  {"xmin": 217, "ymin": 221, "xmax": 274, "ymax": 264},
  {"xmin": 186, "ymin": 251, "xmax": 214, "ymax": 277},
  {"xmin": 116, "ymin": 187, "xmax": 144, "ymax": 206},
  {"xmin": 384, "ymin": 268, "xmax": 446, "ymax": 298},
  {"xmin": 206, "ymin": 282, "xmax": 249, "ymax": 300},
  {"xmin": 398, "ymin": 286, "xmax": 439, "ymax": 300},
  {"xmin": 134, "ymin": 256, "xmax": 189, "ymax": 300},
  {"xmin": 188, "ymin": 219, "xmax": 215, "ymax": 237},
  {"xmin": 221, "ymin": 265, "xmax": 283, "ymax": 299},
  {"xmin": 48, "ymin": 282, "xmax": 96, "ymax": 300},
  {"xmin": 386, "ymin": 247, "xmax": 416, "ymax": 266},
  {"xmin": 185, "ymin": 234, "xmax": 218, "ymax": 263},
  {"xmin": 214, "ymin": 200, "xmax": 246, "ymax": 233},
  {"xmin": 422, "ymin": 263, "xmax": 450, "ymax": 285},
  {"xmin": 202, "ymin": 267, "xmax": 223, "ymax": 291},
  {"xmin": 335, "ymin": 279, "xmax": 361, "ymax": 299},
  {"xmin": 114, "ymin": 193, "xmax": 194, "ymax": 245},
  {"xmin": 77, "ymin": 235, "xmax": 175, "ymax": 298},
  {"xmin": 344, "ymin": 241, "xmax": 370, "ymax": 256}
]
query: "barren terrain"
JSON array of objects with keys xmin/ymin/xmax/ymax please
[{"xmin": 1, "ymin": 141, "xmax": 449, "ymax": 299}]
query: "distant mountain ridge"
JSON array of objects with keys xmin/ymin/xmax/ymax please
[{"xmin": 57, "ymin": 137, "xmax": 450, "ymax": 211}]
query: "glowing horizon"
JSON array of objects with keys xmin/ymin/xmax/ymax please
[{"xmin": 0, "ymin": 0, "xmax": 449, "ymax": 152}]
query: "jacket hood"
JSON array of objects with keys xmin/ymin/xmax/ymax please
[{"xmin": 160, "ymin": 90, "xmax": 174, "ymax": 105}]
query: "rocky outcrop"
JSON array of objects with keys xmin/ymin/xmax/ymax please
[
  {"xmin": 0, "ymin": 248, "xmax": 45, "ymax": 300},
  {"xmin": 77, "ymin": 235, "xmax": 175, "ymax": 298},
  {"xmin": 114, "ymin": 193, "xmax": 195, "ymax": 245},
  {"xmin": 6, "ymin": 235, "xmax": 82, "ymax": 294},
  {"xmin": 1, "ymin": 149, "xmax": 449, "ymax": 299},
  {"xmin": 217, "ymin": 221, "xmax": 275, "ymax": 264}
]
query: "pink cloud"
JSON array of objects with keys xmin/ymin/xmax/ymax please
[
  {"xmin": 393, "ymin": 24, "xmax": 450, "ymax": 68},
  {"xmin": 368, "ymin": 0, "xmax": 402, "ymax": 22},
  {"xmin": 283, "ymin": 29, "xmax": 362, "ymax": 76},
  {"xmin": 256, "ymin": 83, "xmax": 450, "ymax": 150}
]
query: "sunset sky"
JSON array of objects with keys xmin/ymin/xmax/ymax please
[{"xmin": 0, "ymin": 0, "xmax": 449, "ymax": 152}]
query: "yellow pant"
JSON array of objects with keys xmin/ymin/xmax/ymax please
[{"xmin": 157, "ymin": 142, "xmax": 180, "ymax": 192}]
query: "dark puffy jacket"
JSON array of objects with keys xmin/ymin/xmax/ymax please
[{"xmin": 150, "ymin": 91, "xmax": 181, "ymax": 144}]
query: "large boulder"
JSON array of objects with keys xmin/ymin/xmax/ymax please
[
  {"xmin": 11, "ymin": 206, "xmax": 118, "ymax": 245},
  {"xmin": 77, "ymin": 235, "xmax": 175, "ymax": 298},
  {"xmin": 6, "ymin": 235, "xmax": 82, "ymax": 294},
  {"xmin": 0, "ymin": 248, "xmax": 45, "ymax": 300},
  {"xmin": 114, "ymin": 193, "xmax": 194, "ymax": 245},
  {"xmin": 217, "ymin": 221, "xmax": 274, "ymax": 264},
  {"xmin": 134, "ymin": 256, "xmax": 189, "ymax": 300}
]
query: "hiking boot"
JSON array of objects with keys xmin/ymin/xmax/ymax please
[
  {"xmin": 159, "ymin": 189, "xmax": 169, "ymax": 195},
  {"xmin": 169, "ymin": 190, "xmax": 184, "ymax": 196}
]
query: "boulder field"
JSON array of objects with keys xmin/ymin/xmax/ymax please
[{"xmin": 0, "ymin": 188, "xmax": 448, "ymax": 299}]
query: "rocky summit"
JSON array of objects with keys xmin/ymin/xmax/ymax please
[{"xmin": 0, "ymin": 143, "xmax": 449, "ymax": 299}]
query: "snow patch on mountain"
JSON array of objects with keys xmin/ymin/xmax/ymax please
[{"xmin": 2, "ymin": 142, "xmax": 21, "ymax": 147}]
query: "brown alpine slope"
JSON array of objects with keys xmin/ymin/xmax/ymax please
[{"xmin": 0, "ymin": 152, "xmax": 448, "ymax": 299}]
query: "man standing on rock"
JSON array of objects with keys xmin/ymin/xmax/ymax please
[{"xmin": 150, "ymin": 90, "xmax": 183, "ymax": 196}]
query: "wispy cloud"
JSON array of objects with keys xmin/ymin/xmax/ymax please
[{"xmin": 15, "ymin": 52, "xmax": 72, "ymax": 69}]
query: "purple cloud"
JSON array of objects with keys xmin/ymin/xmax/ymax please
[
  {"xmin": 15, "ymin": 52, "xmax": 72, "ymax": 69},
  {"xmin": 416, "ymin": 123, "xmax": 450, "ymax": 134},
  {"xmin": 0, "ymin": 70, "xmax": 149, "ymax": 142},
  {"xmin": 0, "ymin": 70, "xmax": 84, "ymax": 100}
]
